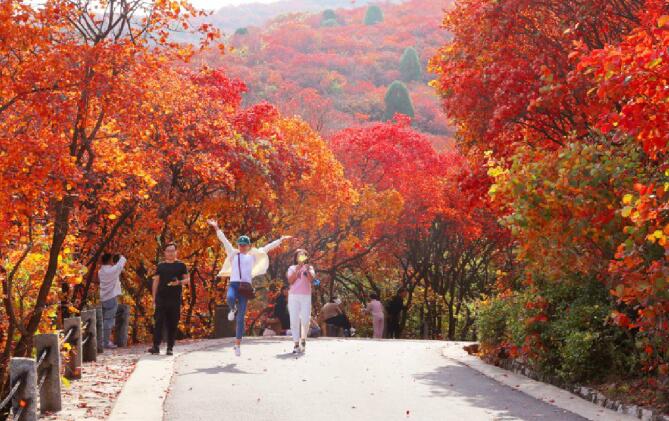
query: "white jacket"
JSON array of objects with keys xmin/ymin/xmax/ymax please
[
  {"xmin": 215, "ymin": 229, "xmax": 284, "ymax": 280},
  {"xmin": 99, "ymin": 256, "xmax": 126, "ymax": 302}
]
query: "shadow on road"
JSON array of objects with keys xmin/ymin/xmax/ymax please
[
  {"xmin": 413, "ymin": 362, "xmax": 586, "ymax": 421},
  {"xmin": 178, "ymin": 363, "xmax": 254, "ymax": 376},
  {"xmin": 275, "ymin": 352, "xmax": 304, "ymax": 360}
]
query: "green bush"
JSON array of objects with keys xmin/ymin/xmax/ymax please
[
  {"xmin": 364, "ymin": 5, "xmax": 384, "ymax": 25},
  {"xmin": 322, "ymin": 9, "xmax": 337, "ymax": 21},
  {"xmin": 475, "ymin": 276, "xmax": 639, "ymax": 384},
  {"xmin": 475, "ymin": 297, "xmax": 511, "ymax": 349},
  {"xmin": 399, "ymin": 47, "xmax": 422, "ymax": 82},
  {"xmin": 383, "ymin": 80, "xmax": 414, "ymax": 120}
]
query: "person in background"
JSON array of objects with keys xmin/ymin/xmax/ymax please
[
  {"xmin": 308, "ymin": 316, "xmax": 321, "ymax": 338},
  {"xmin": 147, "ymin": 243, "xmax": 189, "ymax": 356},
  {"xmin": 365, "ymin": 293, "xmax": 385, "ymax": 339},
  {"xmin": 262, "ymin": 320, "xmax": 277, "ymax": 336},
  {"xmin": 286, "ymin": 249, "xmax": 315, "ymax": 353},
  {"xmin": 207, "ymin": 219, "xmax": 292, "ymax": 357},
  {"xmin": 98, "ymin": 253, "xmax": 127, "ymax": 349},
  {"xmin": 320, "ymin": 297, "xmax": 355, "ymax": 337},
  {"xmin": 386, "ymin": 287, "xmax": 408, "ymax": 339},
  {"xmin": 273, "ymin": 285, "xmax": 290, "ymax": 334}
]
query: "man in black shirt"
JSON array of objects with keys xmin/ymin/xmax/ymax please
[
  {"xmin": 386, "ymin": 287, "xmax": 408, "ymax": 339},
  {"xmin": 147, "ymin": 243, "xmax": 189, "ymax": 355}
]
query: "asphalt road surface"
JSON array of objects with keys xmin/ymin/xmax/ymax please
[{"xmin": 164, "ymin": 338, "xmax": 586, "ymax": 421}]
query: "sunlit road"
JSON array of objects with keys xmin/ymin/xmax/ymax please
[{"xmin": 164, "ymin": 338, "xmax": 585, "ymax": 421}]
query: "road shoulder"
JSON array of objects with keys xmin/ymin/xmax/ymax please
[
  {"xmin": 442, "ymin": 342, "xmax": 637, "ymax": 421},
  {"xmin": 109, "ymin": 339, "xmax": 233, "ymax": 421}
]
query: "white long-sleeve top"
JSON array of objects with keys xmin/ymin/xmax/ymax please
[
  {"xmin": 215, "ymin": 229, "xmax": 284, "ymax": 283},
  {"xmin": 98, "ymin": 256, "xmax": 127, "ymax": 302}
]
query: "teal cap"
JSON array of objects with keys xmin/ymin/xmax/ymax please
[{"xmin": 237, "ymin": 235, "xmax": 251, "ymax": 245}]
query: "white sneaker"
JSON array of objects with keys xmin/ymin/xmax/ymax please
[
  {"xmin": 104, "ymin": 342, "xmax": 118, "ymax": 349},
  {"xmin": 227, "ymin": 307, "xmax": 236, "ymax": 321},
  {"xmin": 350, "ymin": 327, "xmax": 356, "ymax": 336},
  {"xmin": 234, "ymin": 345, "xmax": 241, "ymax": 357}
]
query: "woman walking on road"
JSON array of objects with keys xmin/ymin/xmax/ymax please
[
  {"xmin": 286, "ymin": 249, "xmax": 315, "ymax": 353},
  {"xmin": 208, "ymin": 219, "xmax": 292, "ymax": 356}
]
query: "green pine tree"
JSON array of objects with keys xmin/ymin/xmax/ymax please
[
  {"xmin": 364, "ymin": 5, "xmax": 384, "ymax": 25},
  {"xmin": 322, "ymin": 9, "xmax": 337, "ymax": 21},
  {"xmin": 383, "ymin": 81, "xmax": 415, "ymax": 121},
  {"xmin": 399, "ymin": 47, "xmax": 422, "ymax": 82}
]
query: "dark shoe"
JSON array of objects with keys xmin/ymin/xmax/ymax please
[
  {"xmin": 166, "ymin": 348, "xmax": 173, "ymax": 356},
  {"xmin": 147, "ymin": 347, "xmax": 160, "ymax": 355}
]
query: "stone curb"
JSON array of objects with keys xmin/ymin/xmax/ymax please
[
  {"xmin": 495, "ymin": 358, "xmax": 669, "ymax": 421},
  {"xmin": 442, "ymin": 343, "xmax": 638, "ymax": 421},
  {"xmin": 108, "ymin": 338, "xmax": 235, "ymax": 421}
]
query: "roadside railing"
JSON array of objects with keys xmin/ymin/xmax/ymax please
[{"xmin": 0, "ymin": 304, "xmax": 129, "ymax": 421}]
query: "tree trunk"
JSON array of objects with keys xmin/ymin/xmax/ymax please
[
  {"xmin": 460, "ymin": 306, "xmax": 474, "ymax": 340},
  {"xmin": 13, "ymin": 196, "xmax": 73, "ymax": 357}
]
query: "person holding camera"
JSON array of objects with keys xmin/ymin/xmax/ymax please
[
  {"xmin": 286, "ymin": 249, "xmax": 315, "ymax": 354},
  {"xmin": 98, "ymin": 253, "xmax": 127, "ymax": 349},
  {"xmin": 365, "ymin": 293, "xmax": 385, "ymax": 339},
  {"xmin": 207, "ymin": 219, "xmax": 292, "ymax": 357}
]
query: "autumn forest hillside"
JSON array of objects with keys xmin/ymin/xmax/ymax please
[
  {"xmin": 205, "ymin": 0, "xmax": 403, "ymax": 33},
  {"xmin": 202, "ymin": 0, "xmax": 454, "ymax": 149}
]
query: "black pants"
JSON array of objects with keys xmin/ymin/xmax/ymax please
[
  {"xmin": 278, "ymin": 312, "xmax": 290, "ymax": 330},
  {"xmin": 326, "ymin": 314, "xmax": 351, "ymax": 330},
  {"xmin": 153, "ymin": 303, "xmax": 180, "ymax": 349},
  {"xmin": 387, "ymin": 317, "xmax": 401, "ymax": 339}
]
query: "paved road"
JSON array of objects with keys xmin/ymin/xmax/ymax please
[{"xmin": 164, "ymin": 338, "xmax": 585, "ymax": 421}]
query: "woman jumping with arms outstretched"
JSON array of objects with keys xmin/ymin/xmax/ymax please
[{"xmin": 208, "ymin": 219, "xmax": 292, "ymax": 356}]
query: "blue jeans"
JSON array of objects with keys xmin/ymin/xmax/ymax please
[
  {"xmin": 101, "ymin": 297, "xmax": 118, "ymax": 345},
  {"xmin": 227, "ymin": 282, "xmax": 249, "ymax": 340}
]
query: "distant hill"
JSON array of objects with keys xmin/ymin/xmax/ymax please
[
  {"xmin": 208, "ymin": 0, "xmax": 405, "ymax": 34},
  {"xmin": 201, "ymin": 0, "xmax": 454, "ymax": 150}
]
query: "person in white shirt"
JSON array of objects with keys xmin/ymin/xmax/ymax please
[
  {"xmin": 207, "ymin": 219, "xmax": 292, "ymax": 356},
  {"xmin": 364, "ymin": 293, "xmax": 385, "ymax": 339},
  {"xmin": 98, "ymin": 253, "xmax": 127, "ymax": 349}
]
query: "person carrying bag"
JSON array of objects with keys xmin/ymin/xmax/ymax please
[{"xmin": 207, "ymin": 219, "xmax": 292, "ymax": 356}]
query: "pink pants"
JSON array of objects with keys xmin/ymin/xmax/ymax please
[{"xmin": 373, "ymin": 315, "xmax": 384, "ymax": 339}]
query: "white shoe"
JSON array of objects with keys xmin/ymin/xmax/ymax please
[
  {"xmin": 104, "ymin": 342, "xmax": 118, "ymax": 349},
  {"xmin": 228, "ymin": 307, "xmax": 236, "ymax": 321},
  {"xmin": 292, "ymin": 344, "xmax": 300, "ymax": 354},
  {"xmin": 350, "ymin": 328, "xmax": 356, "ymax": 336},
  {"xmin": 234, "ymin": 345, "xmax": 241, "ymax": 357}
]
